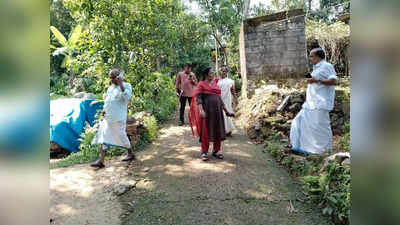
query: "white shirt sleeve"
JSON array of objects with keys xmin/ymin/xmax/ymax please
[
  {"xmin": 327, "ymin": 64, "xmax": 338, "ymax": 80},
  {"xmin": 120, "ymin": 83, "xmax": 132, "ymax": 102},
  {"xmin": 312, "ymin": 63, "xmax": 338, "ymax": 80},
  {"xmin": 317, "ymin": 63, "xmax": 338, "ymax": 81},
  {"xmin": 114, "ymin": 82, "xmax": 132, "ymax": 103}
]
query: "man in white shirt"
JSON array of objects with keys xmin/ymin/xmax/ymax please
[
  {"xmin": 91, "ymin": 69, "xmax": 134, "ymax": 168},
  {"xmin": 290, "ymin": 48, "xmax": 338, "ymax": 154},
  {"xmin": 216, "ymin": 66, "xmax": 237, "ymax": 137}
]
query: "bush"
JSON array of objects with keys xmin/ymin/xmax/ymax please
[
  {"xmin": 338, "ymin": 123, "xmax": 350, "ymax": 152},
  {"xmin": 265, "ymin": 137, "xmax": 350, "ymax": 225},
  {"xmin": 306, "ymin": 19, "xmax": 350, "ymax": 75},
  {"xmin": 50, "ymin": 122, "xmax": 99, "ymax": 169},
  {"xmin": 50, "ymin": 73, "xmax": 70, "ymax": 96},
  {"xmin": 301, "ymin": 162, "xmax": 351, "ymax": 224},
  {"xmin": 130, "ymin": 72, "xmax": 178, "ymax": 122}
]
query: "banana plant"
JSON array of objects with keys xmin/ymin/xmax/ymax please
[{"xmin": 50, "ymin": 25, "xmax": 82, "ymax": 68}]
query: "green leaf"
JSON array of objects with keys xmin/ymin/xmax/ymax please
[
  {"xmin": 69, "ymin": 25, "xmax": 82, "ymax": 46},
  {"xmin": 50, "ymin": 26, "xmax": 68, "ymax": 47},
  {"xmin": 61, "ymin": 56, "xmax": 70, "ymax": 68}
]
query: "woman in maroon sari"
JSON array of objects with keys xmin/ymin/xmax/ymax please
[{"xmin": 189, "ymin": 67, "xmax": 234, "ymax": 161}]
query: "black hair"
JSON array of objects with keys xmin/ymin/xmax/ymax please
[
  {"xmin": 184, "ymin": 63, "xmax": 193, "ymax": 68},
  {"xmin": 311, "ymin": 48, "xmax": 326, "ymax": 60},
  {"xmin": 201, "ymin": 67, "xmax": 212, "ymax": 80}
]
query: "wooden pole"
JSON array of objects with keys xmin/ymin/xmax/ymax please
[{"xmin": 215, "ymin": 36, "xmax": 218, "ymax": 75}]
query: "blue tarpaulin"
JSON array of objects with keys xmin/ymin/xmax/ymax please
[{"xmin": 50, "ymin": 98, "xmax": 103, "ymax": 153}]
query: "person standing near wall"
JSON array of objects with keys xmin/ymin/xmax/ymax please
[
  {"xmin": 176, "ymin": 63, "xmax": 197, "ymax": 126},
  {"xmin": 290, "ymin": 48, "xmax": 338, "ymax": 155}
]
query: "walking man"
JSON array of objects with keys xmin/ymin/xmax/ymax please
[
  {"xmin": 216, "ymin": 66, "xmax": 237, "ymax": 137},
  {"xmin": 91, "ymin": 69, "xmax": 135, "ymax": 168},
  {"xmin": 290, "ymin": 48, "xmax": 338, "ymax": 154},
  {"xmin": 176, "ymin": 63, "xmax": 197, "ymax": 126}
]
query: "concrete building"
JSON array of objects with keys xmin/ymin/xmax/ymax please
[{"xmin": 239, "ymin": 9, "xmax": 308, "ymax": 97}]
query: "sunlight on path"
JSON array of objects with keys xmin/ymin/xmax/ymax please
[{"xmin": 50, "ymin": 112, "xmax": 329, "ymax": 225}]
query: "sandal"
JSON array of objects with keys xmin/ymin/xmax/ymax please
[
  {"xmin": 122, "ymin": 154, "xmax": 136, "ymax": 162},
  {"xmin": 90, "ymin": 160, "xmax": 105, "ymax": 168},
  {"xmin": 212, "ymin": 151, "xmax": 224, "ymax": 159},
  {"xmin": 201, "ymin": 153, "xmax": 209, "ymax": 161}
]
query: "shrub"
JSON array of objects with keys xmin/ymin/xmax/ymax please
[
  {"xmin": 130, "ymin": 72, "xmax": 178, "ymax": 122},
  {"xmin": 338, "ymin": 123, "xmax": 350, "ymax": 152},
  {"xmin": 301, "ymin": 162, "xmax": 351, "ymax": 224},
  {"xmin": 50, "ymin": 122, "xmax": 99, "ymax": 169}
]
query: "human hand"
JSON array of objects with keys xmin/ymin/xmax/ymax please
[
  {"xmin": 307, "ymin": 77, "xmax": 319, "ymax": 84},
  {"xmin": 115, "ymin": 76, "xmax": 123, "ymax": 86},
  {"xmin": 200, "ymin": 108, "xmax": 206, "ymax": 118},
  {"xmin": 226, "ymin": 112, "xmax": 235, "ymax": 117}
]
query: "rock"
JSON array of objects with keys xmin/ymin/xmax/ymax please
[
  {"xmin": 341, "ymin": 158, "xmax": 350, "ymax": 166},
  {"xmin": 324, "ymin": 152, "xmax": 350, "ymax": 166},
  {"xmin": 126, "ymin": 117, "xmax": 139, "ymax": 136},
  {"xmin": 73, "ymin": 92, "xmax": 85, "ymax": 98},
  {"xmin": 50, "ymin": 141, "xmax": 60, "ymax": 151},
  {"xmin": 341, "ymin": 102, "xmax": 350, "ymax": 117},
  {"xmin": 288, "ymin": 103, "xmax": 301, "ymax": 112},
  {"xmin": 333, "ymin": 129, "xmax": 342, "ymax": 136},
  {"xmin": 73, "ymin": 92, "xmax": 96, "ymax": 99},
  {"xmin": 280, "ymin": 138, "xmax": 289, "ymax": 143},
  {"xmin": 265, "ymin": 115, "xmax": 285, "ymax": 124},
  {"xmin": 248, "ymin": 128, "xmax": 258, "ymax": 139},
  {"xmin": 254, "ymin": 120, "xmax": 261, "ymax": 131},
  {"xmin": 336, "ymin": 117, "xmax": 345, "ymax": 127},
  {"xmin": 330, "ymin": 113, "xmax": 339, "ymax": 122},
  {"xmin": 261, "ymin": 126, "xmax": 272, "ymax": 137},
  {"xmin": 292, "ymin": 154, "xmax": 307, "ymax": 165},
  {"xmin": 84, "ymin": 93, "xmax": 96, "ymax": 99},
  {"xmin": 286, "ymin": 112, "xmax": 294, "ymax": 119},
  {"xmin": 306, "ymin": 154, "xmax": 326, "ymax": 164},
  {"xmin": 290, "ymin": 93, "xmax": 305, "ymax": 104},
  {"xmin": 114, "ymin": 184, "xmax": 133, "ymax": 196}
]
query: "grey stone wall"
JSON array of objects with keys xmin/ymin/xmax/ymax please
[{"xmin": 242, "ymin": 9, "xmax": 308, "ymax": 80}]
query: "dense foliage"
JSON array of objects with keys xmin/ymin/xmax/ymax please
[
  {"xmin": 302, "ymin": 163, "xmax": 350, "ymax": 224},
  {"xmin": 266, "ymin": 139, "xmax": 350, "ymax": 224},
  {"xmin": 50, "ymin": 0, "xmax": 212, "ymax": 120},
  {"xmin": 306, "ymin": 19, "xmax": 350, "ymax": 75}
]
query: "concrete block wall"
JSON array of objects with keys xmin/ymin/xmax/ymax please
[{"xmin": 242, "ymin": 9, "xmax": 308, "ymax": 81}]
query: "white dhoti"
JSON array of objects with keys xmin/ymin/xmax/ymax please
[
  {"xmin": 218, "ymin": 78, "xmax": 235, "ymax": 134},
  {"xmin": 290, "ymin": 108, "xmax": 332, "ymax": 154},
  {"xmin": 92, "ymin": 119, "xmax": 131, "ymax": 149}
]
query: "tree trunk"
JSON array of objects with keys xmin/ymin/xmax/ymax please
[
  {"xmin": 215, "ymin": 37, "xmax": 219, "ymax": 75},
  {"xmin": 244, "ymin": 0, "xmax": 251, "ymax": 19}
]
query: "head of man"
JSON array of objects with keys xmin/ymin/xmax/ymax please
[
  {"xmin": 202, "ymin": 67, "xmax": 214, "ymax": 81},
  {"xmin": 184, "ymin": 63, "xmax": 192, "ymax": 74},
  {"xmin": 220, "ymin": 66, "xmax": 228, "ymax": 78},
  {"xmin": 109, "ymin": 69, "xmax": 121, "ymax": 85},
  {"xmin": 309, "ymin": 48, "xmax": 326, "ymax": 65}
]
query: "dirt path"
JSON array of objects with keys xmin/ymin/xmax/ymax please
[{"xmin": 50, "ymin": 114, "xmax": 330, "ymax": 225}]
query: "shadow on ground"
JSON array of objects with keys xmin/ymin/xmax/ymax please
[{"xmin": 50, "ymin": 110, "xmax": 331, "ymax": 225}]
